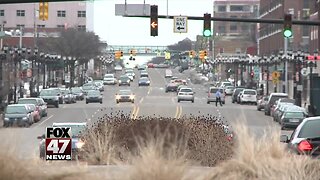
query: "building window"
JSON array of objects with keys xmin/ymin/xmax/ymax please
[
  {"xmin": 217, "ymin": 5, "xmax": 226, "ymax": 12},
  {"xmin": 302, "ymin": 26, "xmax": 309, "ymax": 36},
  {"xmin": 57, "ymin": 10, "xmax": 66, "ymax": 17},
  {"xmin": 230, "ymin": 25, "xmax": 237, "ymax": 31},
  {"xmin": 0, "ymin": 10, "xmax": 4, "ymax": 16},
  {"xmin": 78, "ymin": 25, "xmax": 86, "ymax": 31},
  {"xmin": 241, "ymin": 24, "xmax": 249, "ymax": 31},
  {"xmin": 16, "ymin": 10, "xmax": 25, "ymax": 17},
  {"xmin": 77, "ymin": 11, "xmax": 86, "ymax": 17},
  {"xmin": 218, "ymin": 26, "xmax": 226, "ymax": 33},
  {"xmin": 37, "ymin": 24, "xmax": 45, "ymax": 28},
  {"xmin": 302, "ymin": 9, "xmax": 310, "ymax": 19},
  {"xmin": 57, "ymin": 25, "xmax": 65, "ymax": 28},
  {"xmin": 16, "ymin": 24, "xmax": 25, "ymax": 29},
  {"xmin": 230, "ymin": 5, "xmax": 244, "ymax": 12}
]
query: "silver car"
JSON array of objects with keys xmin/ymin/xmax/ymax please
[
  {"xmin": 177, "ymin": 88, "xmax": 195, "ymax": 103},
  {"xmin": 207, "ymin": 87, "xmax": 225, "ymax": 104}
]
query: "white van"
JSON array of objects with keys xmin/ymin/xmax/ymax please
[
  {"xmin": 103, "ymin": 74, "xmax": 116, "ymax": 85},
  {"xmin": 165, "ymin": 69, "xmax": 173, "ymax": 78}
]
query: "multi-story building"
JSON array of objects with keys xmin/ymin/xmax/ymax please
[
  {"xmin": 0, "ymin": 1, "xmax": 94, "ymax": 47},
  {"xmin": 213, "ymin": 0, "xmax": 259, "ymax": 56}
]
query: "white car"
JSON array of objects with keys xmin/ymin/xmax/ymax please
[
  {"xmin": 224, "ymin": 86, "xmax": 235, "ymax": 95},
  {"xmin": 240, "ymin": 89, "xmax": 257, "ymax": 105},
  {"xmin": 114, "ymin": 65, "xmax": 123, "ymax": 71},
  {"xmin": 126, "ymin": 73, "xmax": 134, "ymax": 81},
  {"xmin": 103, "ymin": 74, "xmax": 116, "ymax": 85},
  {"xmin": 177, "ymin": 88, "xmax": 195, "ymax": 103}
]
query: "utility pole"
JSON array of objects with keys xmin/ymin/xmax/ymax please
[{"xmin": 284, "ymin": 37, "xmax": 288, "ymax": 94}]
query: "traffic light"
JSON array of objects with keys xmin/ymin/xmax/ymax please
[
  {"xmin": 120, "ymin": 51, "xmax": 123, "ymax": 57},
  {"xmin": 203, "ymin": 13, "xmax": 211, "ymax": 37},
  {"xmin": 203, "ymin": 50, "xmax": 207, "ymax": 58},
  {"xmin": 189, "ymin": 51, "xmax": 193, "ymax": 58},
  {"xmin": 39, "ymin": 1, "xmax": 49, "ymax": 21},
  {"xmin": 283, "ymin": 13, "xmax": 292, "ymax": 38},
  {"xmin": 150, "ymin": 5, "xmax": 158, "ymax": 36},
  {"xmin": 115, "ymin": 51, "xmax": 121, "ymax": 59},
  {"xmin": 250, "ymin": 71, "xmax": 254, "ymax": 78},
  {"xmin": 199, "ymin": 50, "xmax": 204, "ymax": 60},
  {"xmin": 130, "ymin": 50, "xmax": 133, "ymax": 55}
]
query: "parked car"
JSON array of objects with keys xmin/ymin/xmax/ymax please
[
  {"xmin": 17, "ymin": 98, "xmax": 48, "ymax": 117},
  {"xmin": 49, "ymin": 88, "xmax": 64, "ymax": 104},
  {"xmin": 239, "ymin": 89, "xmax": 257, "ymax": 105},
  {"xmin": 118, "ymin": 75, "xmax": 131, "ymax": 86},
  {"xmin": 231, "ymin": 87, "xmax": 245, "ymax": 103},
  {"xmin": 86, "ymin": 90, "xmax": 103, "ymax": 104},
  {"xmin": 280, "ymin": 116, "xmax": 320, "ymax": 157},
  {"xmin": 279, "ymin": 108, "xmax": 308, "ymax": 130},
  {"xmin": 165, "ymin": 69, "xmax": 173, "ymax": 78},
  {"xmin": 177, "ymin": 87, "xmax": 195, "ymax": 103},
  {"xmin": 207, "ymin": 87, "xmax": 225, "ymax": 104},
  {"xmin": 39, "ymin": 89, "xmax": 60, "ymax": 108},
  {"xmin": 38, "ymin": 122, "xmax": 87, "ymax": 160},
  {"xmin": 138, "ymin": 77, "xmax": 151, "ymax": 86},
  {"xmin": 265, "ymin": 93, "xmax": 289, "ymax": 116},
  {"xmin": 26, "ymin": 104, "xmax": 41, "ymax": 123},
  {"xmin": 271, "ymin": 100, "xmax": 295, "ymax": 120},
  {"xmin": 103, "ymin": 74, "xmax": 117, "ymax": 85},
  {"xmin": 115, "ymin": 89, "xmax": 135, "ymax": 103},
  {"xmin": 71, "ymin": 87, "xmax": 84, "ymax": 101},
  {"xmin": 273, "ymin": 103, "xmax": 295, "ymax": 122},
  {"xmin": 3, "ymin": 104, "xmax": 34, "ymax": 127},
  {"xmin": 220, "ymin": 81, "xmax": 233, "ymax": 88},
  {"xmin": 257, "ymin": 96, "xmax": 269, "ymax": 111}
]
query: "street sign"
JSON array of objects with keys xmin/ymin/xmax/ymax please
[
  {"xmin": 272, "ymin": 71, "xmax": 280, "ymax": 79},
  {"xmin": 301, "ymin": 68, "xmax": 309, "ymax": 77},
  {"xmin": 297, "ymin": 85, "xmax": 303, "ymax": 91},
  {"xmin": 272, "ymin": 78, "xmax": 279, "ymax": 84},
  {"xmin": 165, "ymin": 52, "xmax": 171, "ymax": 60},
  {"xmin": 174, "ymin": 16, "xmax": 188, "ymax": 33}
]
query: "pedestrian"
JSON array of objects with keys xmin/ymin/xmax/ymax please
[{"xmin": 215, "ymin": 90, "xmax": 223, "ymax": 107}]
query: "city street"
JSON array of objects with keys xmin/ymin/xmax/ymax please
[{"xmin": 0, "ymin": 68, "xmax": 292, "ymax": 160}]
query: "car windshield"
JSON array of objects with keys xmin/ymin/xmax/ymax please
[
  {"xmin": 71, "ymin": 88, "xmax": 82, "ymax": 93},
  {"xmin": 243, "ymin": 91, "xmax": 256, "ymax": 95},
  {"xmin": 180, "ymin": 89, "xmax": 193, "ymax": 92},
  {"xmin": 226, "ymin": 86, "xmax": 234, "ymax": 89},
  {"xmin": 284, "ymin": 112, "xmax": 305, "ymax": 119},
  {"xmin": 53, "ymin": 124, "xmax": 86, "ymax": 138},
  {"xmin": 120, "ymin": 76, "xmax": 129, "ymax": 80},
  {"xmin": 269, "ymin": 95, "xmax": 288, "ymax": 105},
  {"xmin": 223, "ymin": 82, "xmax": 232, "ymax": 86},
  {"xmin": 280, "ymin": 98, "xmax": 295, "ymax": 104},
  {"xmin": 104, "ymin": 75, "xmax": 113, "ymax": 78},
  {"xmin": 18, "ymin": 99, "xmax": 37, "ymax": 105},
  {"xmin": 95, "ymin": 82, "xmax": 102, "ymax": 86},
  {"xmin": 88, "ymin": 91, "xmax": 100, "ymax": 96},
  {"xmin": 82, "ymin": 84, "xmax": 94, "ymax": 90},
  {"xmin": 298, "ymin": 120, "xmax": 320, "ymax": 138},
  {"xmin": 119, "ymin": 90, "xmax": 131, "ymax": 95},
  {"xmin": 6, "ymin": 106, "xmax": 27, "ymax": 114},
  {"xmin": 40, "ymin": 90, "xmax": 56, "ymax": 96},
  {"xmin": 140, "ymin": 78, "xmax": 149, "ymax": 81},
  {"xmin": 210, "ymin": 88, "xmax": 223, "ymax": 93}
]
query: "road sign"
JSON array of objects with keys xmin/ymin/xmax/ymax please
[
  {"xmin": 301, "ymin": 68, "xmax": 309, "ymax": 77},
  {"xmin": 165, "ymin": 52, "xmax": 171, "ymax": 60},
  {"xmin": 174, "ymin": 16, "xmax": 188, "ymax": 33},
  {"xmin": 272, "ymin": 71, "xmax": 280, "ymax": 79},
  {"xmin": 272, "ymin": 78, "xmax": 279, "ymax": 84}
]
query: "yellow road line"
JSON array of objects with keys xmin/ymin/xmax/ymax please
[
  {"xmin": 147, "ymin": 87, "xmax": 152, "ymax": 95},
  {"xmin": 133, "ymin": 106, "xmax": 140, "ymax": 120},
  {"xmin": 177, "ymin": 106, "xmax": 183, "ymax": 119},
  {"xmin": 130, "ymin": 105, "xmax": 137, "ymax": 119},
  {"xmin": 174, "ymin": 105, "xmax": 179, "ymax": 119}
]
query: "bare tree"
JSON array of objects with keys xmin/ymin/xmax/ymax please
[{"xmin": 167, "ymin": 38, "xmax": 193, "ymax": 51}]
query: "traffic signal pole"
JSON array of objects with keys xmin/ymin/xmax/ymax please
[{"xmin": 284, "ymin": 37, "xmax": 288, "ymax": 94}]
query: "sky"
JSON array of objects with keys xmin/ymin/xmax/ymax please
[{"xmin": 93, "ymin": 0, "xmax": 214, "ymax": 46}]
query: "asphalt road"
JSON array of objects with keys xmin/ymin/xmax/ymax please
[{"xmin": 0, "ymin": 67, "xmax": 292, "ymax": 160}]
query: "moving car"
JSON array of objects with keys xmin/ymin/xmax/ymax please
[
  {"xmin": 126, "ymin": 72, "xmax": 134, "ymax": 81},
  {"xmin": 61, "ymin": 89, "xmax": 76, "ymax": 104},
  {"xmin": 86, "ymin": 90, "xmax": 103, "ymax": 104},
  {"xmin": 3, "ymin": 104, "xmax": 34, "ymax": 127},
  {"xmin": 93, "ymin": 81, "xmax": 104, "ymax": 92},
  {"xmin": 17, "ymin": 98, "xmax": 48, "ymax": 117},
  {"xmin": 115, "ymin": 89, "xmax": 135, "ymax": 103},
  {"xmin": 239, "ymin": 89, "xmax": 257, "ymax": 105},
  {"xmin": 38, "ymin": 122, "xmax": 87, "ymax": 160},
  {"xmin": 220, "ymin": 81, "xmax": 233, "ymax": 88},
  {"xmin": 118, "ymin": 75, "xmax": 131, "ymax": 86},
  {"xmin": 165, "ymin": 69, "xmax": 173, "ymax": 78},
  {"xmin": 82, "ymin": 83, "xmax": 97, "ymax": 95},
  {"xmin": 207, "ymin": 87, "xmax": 225, "ymax": 104},
  {"xmin": 138, "ymin": 77, "xmax": 150, "ymax": 86},
  {"xmin": 177, "ymin": 87, "xmax": 195, "ymax": 103},
  {"xmin": 165, "ymin": 82, "xmax": 178, "ymax": 92},
  {"xmin": 114, "ymin": 64, "xmax": 123, "ymax": 71},
  {"xmin": 280, "ymin": 116, "xmax": 320, "ymax": 157},
  {"xmin": 125, "ymin": 68, "xmax": 136, "ymax": 78},
  {"xmin": 71, "ymin": 87, "xmax": 84, "ymax": 101},
  {"xmin": 137, "ymin": 64, "xmax": 147, "ymax": 71},
  {"xmin": 265, "ymin": 93, "xmax": 288, "ymax": 116},
  {"xmin": 103, "ymin": 74, "xmax": 117, "ymax": 85},
  {"xmin": 224, "ymin": 86, "xmax": 235, "ymax": 95},
  {"xmin": 39, "ymin": 89, "xmax": 60, "ymax": 108},
  {"xmin": 147, "ymin": 63, "xmax": 154, "ymax": 68},
  {"xmin": 140, "ymin": 72, "xmax": 149, "ymax": 78}
]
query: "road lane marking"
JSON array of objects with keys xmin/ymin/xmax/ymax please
[
  {"xmin": 83, "ymin": 108, "xmax": 89, "ymax": 120},
  {"xmin": 133, "ymin": 106, "xmax": 140, "ymax": 120},
  {"xmin": 171, "ymin": 97, "xmax": 175, "ymax": 104},
  {"xmin": 177, "ymin": 106, "xmax": 182, "ymax": 119},
  {"xmin": 174, "ymin": 105, "xmax": 179, "ymax": 119},
  {"xmin": 147, "ymin": 87, "xmax": 152, "ymax": 95},
  {"xmin": 130, "ymin": 105, "xmax": 137, "ymax": 119},
  {"xmin": 35, "ymin": 115, "xmax": 53, "ymax": 127},
  {"xmin": 139, "ymin": 97, "xmax": 144, "ymax": 104}
]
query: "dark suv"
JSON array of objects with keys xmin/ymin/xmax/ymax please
[
  {"xmin": 231, "ymin": 87, "xmax": 245, "ymax": 103},
  {"xmin": 39, "ymin": 89, "xmax": 60, "ymax": 108}
]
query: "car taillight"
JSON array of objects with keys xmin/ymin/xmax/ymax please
[{"xmin": 298, "ymin": 140, "xmax": 313, "ymax": 152}]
